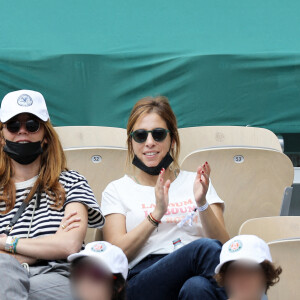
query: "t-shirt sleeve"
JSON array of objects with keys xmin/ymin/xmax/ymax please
[
  {"xmin": 63, "ymin": 172, "xmax": 105, "ymax": 228},
  {"xmin": 101, "ymin": 181, "xmax": 127, "ymax": 217},
  {"xmin": 206, "ymin": 179, "xmax": 224, "ymax": 208}
]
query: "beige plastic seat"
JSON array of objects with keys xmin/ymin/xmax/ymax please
[
  {"xmin": 55, "ymin": 126, "xmax": 127, "ymax": 149},
  {"xmin": 238, "ymin": 216, "xmax": 300, "ymax": 242},
  {"xmin": 268, "ymin": 239, "xmax": 300, "ymax": 300},
  {"xmin": 181, "ymin": 147, "xmax": 294, "ymax": 237},
  {"xmin": 178, "ymin": 126, "xmax": 282, "ymax": 164},
  {"xmin": 64, "ymin": 146, "xmax": 128, "ymax": 243}
]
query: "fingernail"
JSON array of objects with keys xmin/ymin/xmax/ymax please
[
  {"xmin": 201, "ymin": 171, "xmax": 204, "ymax": 174},
  {"xmin": 200, "ymin": 179, "xmax": 202, "ymax": 182},
  {"xmin": 205, "ymin": 162, "xmax": 208, "ymax": 165}
]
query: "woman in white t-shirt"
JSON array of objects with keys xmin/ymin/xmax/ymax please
[{"xmin": 101, "ymin": 96, "xmax": 230, "ymax": 300}]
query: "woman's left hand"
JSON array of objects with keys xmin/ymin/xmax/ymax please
[
  {"xmin": 0, "ymin": 233, "xmax": 7, "ymax": 250},
  {"xmin": 193, "ymin": 162, "xmax": 211, "ymax": 206},
  {"xmin": 56, "ymin": 211, "xmax": 81, "ymax": 234}
]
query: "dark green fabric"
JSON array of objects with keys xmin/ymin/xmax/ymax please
[{"xmin": 1, "ymin": 1, "xmax": 300, "ymax": 133}]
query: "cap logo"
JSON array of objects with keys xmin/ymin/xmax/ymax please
[
  {"xmin": 91, "ymin": 243, "xmax": 107, "ymax": 253},
  {"xmin": 229, "ymin": 240, "xmax": 243, "ymax": 252},
  {"xmin": 17, "ymin": 94, "xmax": 33, "ymax": 107}
]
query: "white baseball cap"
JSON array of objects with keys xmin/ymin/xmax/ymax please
[
  {"xmin": 215, "ymin": 235, "xmax": 272, "ymax": 274},
  {"xmin": 68, "ymin": 241, "xmax": 128, "ymax": 280},
  {"xmin": 0, "ymin": 90, "xmax": 50, "ymax": 123}
]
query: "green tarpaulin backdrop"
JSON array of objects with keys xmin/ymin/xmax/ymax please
[{"xmin": 1, "ymin": 1, "xmax": 300, "ymax": 142}]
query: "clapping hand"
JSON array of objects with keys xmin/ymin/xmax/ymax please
[{"xmin": 193, "ymin": 162, "xmax": 210, "ymax": 207}]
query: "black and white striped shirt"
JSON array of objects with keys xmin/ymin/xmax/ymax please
[{"xmin": 0, "ymin": 170, "xmax": 104, "ymax": 239}]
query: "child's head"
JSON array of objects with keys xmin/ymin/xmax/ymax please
[
  {"xmin": 68, "ymin": 241, "xmax": 128, "ymax": 300},
  {"xmin": 215, "ymin": 235, "xmax": 282, "ymax": 300}
]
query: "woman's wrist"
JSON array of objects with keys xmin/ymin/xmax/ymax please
[
  {"xmin": 4, "ymin": 236, "xmax": 19, "ymax": 254},
  {"xmin": 151, "ymin": 210, "xmax": 164, "ymax": 222},
  {"xmin": 196, "ymin": 201, "xmax": 209, "ymax": 212},
  {"xmin": 196, "ymin": 197, "xmax": 208, "ymax": 208},
  {"xmin": 0, "ymin": 237, "xmax": 6, "ymax": 250},
  {"xmin": 147, "ymin": 213, "xmax": 161, "ymax": 228}
]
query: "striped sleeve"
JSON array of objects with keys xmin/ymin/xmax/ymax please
[{"xmin": 61, "ymin": 171, "xmax": 105, "ymax": 228}]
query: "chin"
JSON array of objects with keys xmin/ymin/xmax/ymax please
[{"xmin": 143, "ymin": 162, "xmax": 159, "ymax": 167}]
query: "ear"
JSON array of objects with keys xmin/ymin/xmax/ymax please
[
  {"xmin": 41, "ymin": 137, "xmax": 48, "ymax": 150},
  {"xmin": 0, "ymin": 132, "xmax": 5, "ymax": 146},
  {"xmin": 171, "ymin": 138, "xmax": 175, "ymax": 149}
]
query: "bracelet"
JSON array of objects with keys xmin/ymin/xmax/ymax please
[
  {"xmin": 5, "ymin": 236, "xmax": 19, "ymax": 254},
  {"xmin": 13, "ymin": 237, "xmax": 19, "ymax": 253},
  {"xmin": 5, "ymin": 236, "xmax": 13, "ymax": 252},
  {"xmin": 149, "ymin": 213, "xmax": 161, "ymax": 224},
  {"xmin": 196, "ymin": 201, "xmax": 209, "ymax": 212},
  {"xmin": 147, "ymin": 214, "xmax": 160, "ymax": 228},
  {"xmin": 147, "ymin": 215, "xmax": 158, "ymax": 227}
]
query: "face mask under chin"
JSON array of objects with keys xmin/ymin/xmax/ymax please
[
  {"xmin": 132, "ymin": 151, "xmax": 174, "ymax": 176},
  {"xmin": 3, "ymin": 140, "xmax": 43, "ymax": 165}
]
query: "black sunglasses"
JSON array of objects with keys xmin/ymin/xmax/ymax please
[
  {"xmin": 5, "ymin": 119, "xmax": 41, "ymax": 134},
  {"xmin": 130, "ymin": 128, "xmax": 170, "ymax": 143}
]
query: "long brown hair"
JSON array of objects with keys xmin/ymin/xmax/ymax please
[
  {"xmin": 0, "ymin": 120, "xmax": 67, "ymax": 214},
  {"xmin": 126, "ymin": 96, "xmax": 180, "ymax": 169}
]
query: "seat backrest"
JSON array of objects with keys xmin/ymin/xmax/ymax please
[
  {"xmin": 289, "ymin": 183, "xmax": 300, "ymax": 216},
  {"xmin": 55, "ymin": 126, "xmax": 127, "ymax": 148},
  {"xmin": 64, "ymin": 146, "xmax": 128, "ymax": 243},
  {"xmin": 280, "ymin": 187, "xmax": 293, "ymax": 216},
  {"xmin": 64, "ymin": 147, "xmax": 128, "ymax": 204},
  {"xmin": 239, "ymin": 216, "xmax": 300, "ymax": 242},
  {"xmin": 178, "ymin": 126, "xmax": 282, "ymax": 164},
  {"xmin": 181, "ymin": 147, "xmax": 294, "ymax": 237},
  {"xmin": 268, "ymin": 239, "xmax": 300, "ymax": 300}
]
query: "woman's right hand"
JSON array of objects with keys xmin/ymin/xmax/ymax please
[
  {"xmin": 153, "ymin": 168, "xmax": 171, "ymax": 221},
  {"xmin": 56, "ymin": 211, "xmax": 81, "ymax": 234}
]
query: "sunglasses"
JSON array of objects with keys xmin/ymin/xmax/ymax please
[
  {"xmin": 130, "ymin": 128, "xmax": 170, "ymax": 143},
  {"xmin": 4, "ymin": 119, "xmax": 41, "ymax": 134},
  {"xmin": 71, "ymin": 264, "xmax": 114, "ymax": 282}
]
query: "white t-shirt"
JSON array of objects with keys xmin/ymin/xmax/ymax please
[{"xmin": 101, "ymin": 170, "xmax": 224, "ymax": 269}]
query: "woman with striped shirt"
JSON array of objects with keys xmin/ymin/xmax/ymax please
[{"xmin": 0, "ymin": 90, "xmax": 104, "ymax": 300}]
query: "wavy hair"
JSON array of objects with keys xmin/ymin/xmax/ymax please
[
  {"xmin": 0, "ymin": 120, "xmax": 67, "ymax": 214},
  {"xmin": 126, "ymin": 96, "xmax": 180, "ymax": 170},
  {"xmin": 215, "ymin": 260, "xmax": 282, "ymax": 293}
]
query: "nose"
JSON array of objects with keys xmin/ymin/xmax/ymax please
[
  {"xmin": 145, "ymin": 132, "xmax": 155, "ymax": 147},
  {"xmin": 18, "ymin": 122, "xmax": 29, "ymax": 134}
]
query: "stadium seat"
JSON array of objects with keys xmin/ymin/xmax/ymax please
[
  {"xmin": 178, "ymin": 126, "xmax": 282, "ymax": 164},
  {"xmin": 268, "ymin": 239, "xmax": 300, "ymax": 300},
  {"xmin": 279, "ymin": 187, "xmax": 293, "ymax": 216},
  {"xmin": 238, "ymin": 216, "xmax": 300, "ymax": 242},
  {"xmin": 54, "ymin": 126, "xmax": 127, "ymax": 149},
  {"xmin": 288, "ymin": 184, "xmax": 300, "ymax": 216},
  {"xmin": 64, "ymin": 146, "xmax": 128, "ymax": 243},
  {"xmin": 181, "ymin": 147, "xmax": 294, "ymax": 237}
]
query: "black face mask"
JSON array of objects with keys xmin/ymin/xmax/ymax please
[
  {"xmin": 132, "ymin": 152, "xmax": 174, "ymax": 176},
  {"xmin": 4, "ymin": 140, "xmax": 43, "ymax": 165}
]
